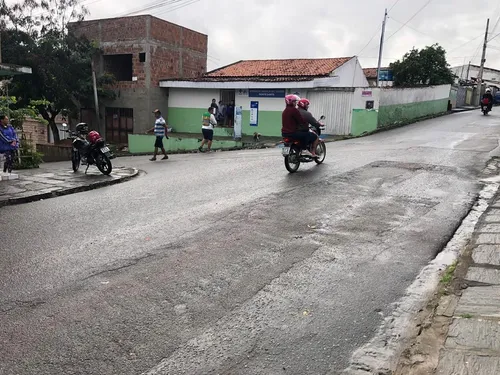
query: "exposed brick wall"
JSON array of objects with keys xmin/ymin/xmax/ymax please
[
  {"xmin": 22, "ymin": 118, "xmax": 48, "ymax": 149},
  {"xmin": 181, "ymin": 27, "xmax": 208, "ymax": 54},
  {"xmin": 70, "ymin": 16, "xmax": 148, "ymax": 43},
  {"xmin": 100, "ymin": 45, "xmax": 147, "ymax": 88},
  {"xmin": 150, "ymin": 17, "xmax": 182, "ymax": 47},
  {"xmin": 150, "ymin": 46, "xmax": 180, "ymax": 86},
  {"xmin": 181, "ymin": 50, "xmax": 207, "ymax": 79}
]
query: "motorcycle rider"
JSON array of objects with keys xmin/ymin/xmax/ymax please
[
  {"xmin": 297, "ymin": 98, "xmax": 321, "ymax": 155},
  {"xmin": 281, "ymin": 94, "xmax": 317, "ymax": 157},
  {"xmin": 482, "ymin": 88, "xmax": 494, "ymax": 112}
]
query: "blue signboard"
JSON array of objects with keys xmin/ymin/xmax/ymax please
[
  {"xmin": 250, "ymin": 101, "xmax": 259, "ymax": 126},
  {"xmin": 378, "ymin": 69, "xmax": 394, "ymax": 81},
  {"xmin": 248, "ymin": 89, "xmax": 286, "ymax": 98}
]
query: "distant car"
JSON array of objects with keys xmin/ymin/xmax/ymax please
[{"xmin": 495, "ymin": 91, "xmax": 500, "ymax": 105}]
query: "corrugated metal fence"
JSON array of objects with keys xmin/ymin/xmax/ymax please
[{"xmin": 307, "ymin": 89, "xmax": 354, "ymax": 135}]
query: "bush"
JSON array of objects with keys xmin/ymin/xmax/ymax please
[{"xmin": 13, "ymin": 136, "xmax": 44, "ymax": 169}]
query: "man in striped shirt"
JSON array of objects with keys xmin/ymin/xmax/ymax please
[{"xmin": 147, "ymin": 109, "xmax": 169, "ymax": 161}]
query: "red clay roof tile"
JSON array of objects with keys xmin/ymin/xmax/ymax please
[{"xmin": 206, "ymin": 57, "xmax": 353, "ymax": 79}]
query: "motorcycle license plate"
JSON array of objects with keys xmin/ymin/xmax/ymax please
[
  {"xmin": 282, "ymin": 147, "xmax": 290, "ymax": 155},
  {"xmin": 100, "ymin": 147, "xmax": 110, "ymax": 153}
]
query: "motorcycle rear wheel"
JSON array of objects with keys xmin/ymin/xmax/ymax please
[
  {"xmin": 284, "ymin": 145, "xmax": 301, "ymax": 173},
  {"xmin": 96, "ymin": 153, "xmax": 112, "ymax": 175}
]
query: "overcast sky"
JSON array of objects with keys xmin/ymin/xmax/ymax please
[{"xmin": 85, "ymin": 0, "xmax": 500, "ymax": 72}]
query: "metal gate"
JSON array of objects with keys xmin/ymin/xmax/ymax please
[
  {"xmin": 456, "ymin": 86, "xmax": 467, "ymax": 107},
  {"xmin": 105, "ymin": 107, "xmax": 134, "ymax": 144},
  {"xmin": 306, "ymin": 89, "xmax": 354, "ymax": 135}
]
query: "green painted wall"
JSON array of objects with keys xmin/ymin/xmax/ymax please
[
  {"xmin": 351, "ymin": 109, "xmax": 379, "ymax": 136},
  {"xmin": 378, "ymin": 98, "xmax": 448, "ymax": 129},
  {"xmin": 241, "ymin": 110, "xmax": 282, "ymax": 137},
  {"xmin": 167, "ymin": 107, "xmax": 204, "ymax": 133},
  {"xmin": 167, "ymin": 107, "xmax": 282, "ymax": 137},
  {"xmin": 128, "ymin": 134, "xmax": 242, "ymax": 154}
]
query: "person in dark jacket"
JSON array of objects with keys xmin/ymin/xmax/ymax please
[
  {"xmin": 281, "ymin": 94, "xmax": 317, "ymax": 157},
  {"xmin": 297, "ymin": 98, "xmax": 320, "ymax": 154},
  {"xmin": 0, "ymin": 115, "xmax": 19, "ymax": 173},
  {"xmin": 482, "ymin": 88, "xmax": 494, "ymax": 111}
]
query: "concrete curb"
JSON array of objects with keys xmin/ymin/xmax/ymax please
[{"xmin": 0, "ymin": 168, "xmax": 139, "ymax": 208}]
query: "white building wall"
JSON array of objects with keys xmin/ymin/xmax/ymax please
[
  {"xmin": 352, "ymin": 88, "xmax": 380, "ymax": 110},
  {"xmin": 452, "ymin": 65, "xmax": 500, "ymax": 83},
  {"xmin": 328, "ymin": 57, "xmax": 370, "ymax": 87},
  {"xmin": 380, "ymin": 85, "xmax": 451, "ymax": 105},
  {"xmin": 168, "ymin": 88, "xmax": 220, "ymax": 108}
]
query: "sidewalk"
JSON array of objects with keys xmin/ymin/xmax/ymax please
[
  {"xmin": 0, "ymin": 162, "xmax": 138, "ymax": 207},
  {"xmin": 435, "ymin": 198, "xmax": 500, "ymax": 374}
]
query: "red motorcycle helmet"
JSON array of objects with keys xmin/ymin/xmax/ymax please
[
  {"xmin": 298, "ymin": 98, "xmax": 310, "ymax": 109},
  {"xmin": 88, "ymin": 130, "xmax": 102, "ymax": 144}
]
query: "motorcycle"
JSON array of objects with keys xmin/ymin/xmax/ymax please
[
  {"xmin": 70, "ymin": 123, "xmax": 114, "ymax": 175},
  {"xmin": 481, "ymin": 98, "xmax": 491, "ymax": 115},
  {"xmin": 282, "ymin": 115, "xmax": 327, "ymax": 173}
]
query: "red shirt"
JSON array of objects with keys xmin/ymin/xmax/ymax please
[{"xmin": 281, "ymin": 105, "xmax": 305, "ymax": 134}]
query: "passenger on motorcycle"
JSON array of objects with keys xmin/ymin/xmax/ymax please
[
  {"xmin": 281, "ymin": 94, "xmax": 317, "ymax": 157},
  {"xmin": 297, "ymin": 98, "xmax": 321, "ymax": 155},
  {"xmin": 483, "ymin": 88, "xmax": 494, "ymax": 111}
]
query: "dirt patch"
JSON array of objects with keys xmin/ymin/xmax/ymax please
[{"xmin": 393, "ymin": 246, "xmax": 474, "ymax": 375}]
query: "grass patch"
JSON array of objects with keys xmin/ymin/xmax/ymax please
[
  {"xmin": 460, "ymin": 313, "xmax": 473, "ymax": 319},
  {"xmin": 440, "ymin": 261, "xmax": 458, "ymax": 285}
]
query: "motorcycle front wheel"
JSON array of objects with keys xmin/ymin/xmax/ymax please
[
  {"xmin": 72, "ymin": 150, "xmax": 80, "ymax": 172},
  {"xmin": 315, "ymin": 142, "xmax": 326, "ymax": 164},
  {"xmin": 284, "ymin": 145, "xmax": 301, "ymax": 173},
  {"xmin": 96, "ymin": 153, "xmax": 112, "ymax": 175}
]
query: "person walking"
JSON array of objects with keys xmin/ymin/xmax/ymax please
[
  {"xmin": 146, "ymin": 109, "xmax": 169, "ymax": 161},
  {"xmin": 0, "ymin": 115, "xmax": 19, "ymax": 173},
  {"xmin": 225, "ymin": 100, "xmax": 235, "ymax": 127},
  {"xmin": 199, "ymin": 107, "xmax": 217, "ymax": 153}
]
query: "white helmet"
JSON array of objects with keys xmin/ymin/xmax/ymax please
[{"xmin": 486, "ymin": 88, "xmax": 492, "ymax": 93}]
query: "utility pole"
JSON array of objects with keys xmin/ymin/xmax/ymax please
[
  {"xmin": 476, "ymin": 18, "xmax": 489, "ymax": 104},
  {"xmin": 466, "ymin": 61, "xmax": 471, "ymax": 81},
  {"xmin": 376, "ymin": 8, "xmax": 388, "ymax": 88},
  {"xmin": 91, "ymin": 59, "xmax": 101, "ymax": 136}
]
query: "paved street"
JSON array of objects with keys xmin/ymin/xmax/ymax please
[{"xmin": 1, "ymin": 110, "xmax": 499, "ymax": 375}]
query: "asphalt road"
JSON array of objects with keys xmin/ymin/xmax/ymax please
[{"xmin": 1, "ymin": 110, "xmax": 499, "ymax": 375}]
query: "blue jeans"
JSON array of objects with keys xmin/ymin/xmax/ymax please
[{"xmin": 282, "ymin": 131, "xmax": 317, "ymax": 149}]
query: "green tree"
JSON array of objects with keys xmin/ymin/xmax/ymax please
[
  {"xmin": 390, "ymin": 44, "xmax": 454, "ymax": 87},
  {"xmin": 0, "ymin": 96, "xmax": 45, "ymax": 168},
  {"xmin": 0, "ymin": 0, "xmax": 115, "ymax": 142}
]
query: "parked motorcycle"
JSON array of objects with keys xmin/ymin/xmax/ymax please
[
  {"xmin": 481, "ymin": 98, "xmax": 491, "ymax": 115},
  {"xmin": 70, "ymin": 123, "xmax": 114, "ymax": 175},
  {"xmin": 282, "ymin": 115, "xmax": 327, "ymax": 173}
]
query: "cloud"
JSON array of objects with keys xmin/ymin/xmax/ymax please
[{"xmin": 85, "ymin": 0, "xmax": 500, "ymax": 71}]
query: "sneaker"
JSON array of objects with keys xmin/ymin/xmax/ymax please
[
  {"xmin": 161, "ymin": 155, "xmax": 169, "ymax": 160},
  {"xmin": 301, "ymin": 150, "xmax": 313, "ymax": 157},
  {"xmin": 198, "ymin": 147, "xmax": 203, "ymax": 152},
  {"xmin": 150, "ymin": 157, "xmax": 157, "ymax": 161}
]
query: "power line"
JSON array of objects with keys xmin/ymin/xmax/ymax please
[
  {"xmin": 446, "ymin": 34, "xmax": 484, "ymax": 54},
  {"xmin": 489, "ymin": 31, "xmax": 500, "ymax": 42},
  {"xmin": 355, "ymin": 24, "xmax": 382, "ymax": 56},
  {"xmin": 156, "ymin": 0, "xmax": 200, "ymax": 16},
  {"xmin": 384, "ymin": 0, "xmax": 434, "ymax": 42},
  {"xmin": 388, "ymin": 0, "xmax": 403, "ymax": 12},
  {"xmin": 121, "ymin": 0, "xmax": 185, "ymax": 17},
  {"xmin": 388, "ymin": 16, "xmax": 434, "ymax": 38}
]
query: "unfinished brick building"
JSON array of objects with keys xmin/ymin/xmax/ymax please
[{"xmin": 70, "ymin": 15, "xmax": 208, "ymax": 143}]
